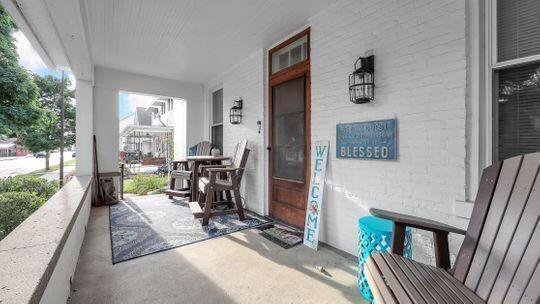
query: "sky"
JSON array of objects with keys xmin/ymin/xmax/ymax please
[
  {"xmin": 14, "ymin": 31, "xmax": 76, "ymax": 90},
  {"xmin": 118, "ymin": 92, "xmax": 158, "ymax": 120},
  {"xmin": 14, "ymin": 30, "xmax": 155, "ymax": 119},
  {"xmin": 15, "ymin": 30, "xmax": 166, "ymax": 120}
]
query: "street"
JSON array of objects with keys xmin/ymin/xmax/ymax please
[{"xmin": 0, "ymin": 151, "xmax": 75, "ymax": 178}]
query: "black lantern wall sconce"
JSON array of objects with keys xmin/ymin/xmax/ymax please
[
  {"xmin": 349, "ymin": 55, "xmax": 374, "ymax": 104},
  {"xmin": 229, "ymin": 98, "xmax": 243, "ymax": 124}
]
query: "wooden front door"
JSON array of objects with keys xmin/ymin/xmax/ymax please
[{"xmin": 268, "ymin": 29, "xmax": 310, "ymax": 229}]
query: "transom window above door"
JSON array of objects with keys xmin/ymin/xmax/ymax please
[{"xmin": 271, "ymin": 34, "xmax": 308, "ymax": 74}]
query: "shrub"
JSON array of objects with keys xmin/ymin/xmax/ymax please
[
  {"xmin": 0, "ymin": 176, "xmax": 57, "ymax": 240},
  {"xmin": 0, "ymin": 176, "xmax": 58, "ymax": 200},
  {"xmin": 124, "ymin": 174, "xmax": 168, "ymax": 196},
  {"xmin": 0, "ymin": 192, "xmax": 46, "ymax": 240}
]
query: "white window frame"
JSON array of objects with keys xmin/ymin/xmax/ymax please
[
  {"xmin": 210, "ymin": 88, "xmax": 223, "ymax": 150},
  {"xmin": 485, "ymin": 0, "xmax": 540, "ymax": 163}
]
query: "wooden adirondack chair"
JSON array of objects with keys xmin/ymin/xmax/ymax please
[
  {"xmin": 189, "ymin": 139, "xmax": 249, "ymax": 226},
  {"xmin": 365, "ymin": 152, "xmax": 540, "ymax": 304},
  {"xmin": 166, "ymin": 141, "xmax": 213, "ymax": 199}
]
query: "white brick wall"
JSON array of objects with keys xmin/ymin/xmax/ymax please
[
  {"xmin": 206, "ymin": 50, "xmax": 266, "ymax": 215},
  {"xmin": 206, "ymin": 0, "xmax": 469, "ymax": 264},
  {"xmin": 310, "ymin": 0, "xmax": 467, "ymax": 262}
]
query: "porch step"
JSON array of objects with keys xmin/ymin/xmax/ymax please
[
  {"xmin": 165, "ymin": 189, "xmax": 190, "ymax": 198},
  {"xmin": 188, "ymin": 202, "xmax": 203, "ymax": 218}
]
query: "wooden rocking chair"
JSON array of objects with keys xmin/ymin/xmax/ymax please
[
  {"xmin": 365, "ymin": 152, "xmax": 540, "ymax": 303},
  {"xmin": 165, "ymin": 141, "xmax": 212, "ymax": 199},
  {"xmin": 189, "ymin": 139, "xmax": 249, "ymax": 226}
]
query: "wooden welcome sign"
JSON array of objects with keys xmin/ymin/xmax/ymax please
[{"xmin": 303, "ymin": 140, "xmax": 329, "ymax": 250}]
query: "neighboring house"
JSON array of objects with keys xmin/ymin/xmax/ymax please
[
  {"xmin": 0, "ymin": 138, "xmax": 29, "ymax": 157},
  {"xmin": 150, "ymin": 98, "xmax": 176, "ymax": 126},
  {"xmin": 119, "ymin": 98, "xmax": 179, "ymax": 159},
  {"xmin": 118, "ymin": 113, "xmax": 135, "ymax": 136}
]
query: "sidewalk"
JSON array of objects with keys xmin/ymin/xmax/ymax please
[{"xmin": 41, "ymin": 165, "xmax": 76, "ymax": 181}]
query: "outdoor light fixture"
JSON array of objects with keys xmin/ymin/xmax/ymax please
[
  {"xmin": 229, "ymin": 98, "xmax": 243, "ymax": 124},
  {"xmin": 349, "ymin": 55, "xmax": 374, "ymax": 104}
]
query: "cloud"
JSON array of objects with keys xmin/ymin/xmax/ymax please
[
  {"xmin": 126, "ymin": 93, "xmax": 156, "ymax": 110},
  {"xmin": 119, "ymin": 92, "xmax": 157, "ymax": 119},
  {"xmin": 14, "ymin": 31, "xmax": 48, "ymax": 72},
  {"xmin": 67, "ymin": 73, "xmax": 76, "ymax": 90}
]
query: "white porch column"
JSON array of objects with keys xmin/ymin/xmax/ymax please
[
  {"xmin": 92, "ymin": 86, "xmax": 119, "ymax": 172},
  {"xmin": 75, "ymin": 80, "xmax": 94, "ymax": 176}
]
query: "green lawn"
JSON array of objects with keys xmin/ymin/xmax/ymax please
[
  {"xmin": 21, "ymin": 159, "xmax": 76, "ymax": 178},
  {"xmin": 123, "ymin": 174, "xmax": 168, "ymax": 196}
]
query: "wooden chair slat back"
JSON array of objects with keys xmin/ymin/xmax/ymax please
[
  {"xmin": 195, "ymin": 141, "xmax": 212, "ymax": 156},
  {"xmin": 229, "ymin": 139, "xmax": 249, "ymax": 185},
  {"xmin": 452, "ymin": 161, "xmax": 502, "ymax": 282},
  {"xmin": 233, "ymin": 139, "xmax": 248, "ymax": 168},
  {"xmin": 475, "ymin": 153, "xmax": 540, "ymax": 300},
  {"xmin": 510, "ymin": 233, "xmax": 539, "ymax": 303},
  {"xmin": 491, "ymin": 178, "xmax": 540, "ymax": 303},
  {"xmin": 455, "ymin": 152, "xmax": 540, "ymax": 303},
  {"xmin": 236, "ymin": 148, "xmax": 250, "ymax": 183},
  {"xmin": 459, "ymin": 155, "xmax": 523, "ymax": 288}
]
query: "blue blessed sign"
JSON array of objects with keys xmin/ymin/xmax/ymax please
[{"xmin": 336, "ymin": 119, "xmax": 397, "ymax": 160}]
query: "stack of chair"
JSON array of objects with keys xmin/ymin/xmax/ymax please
[
  {"xmin": 165, "ymin": 141, "xmax": 212, "ymax": 199},
  {"xmin": 189, "ymin": 139, "xmax": 249, "ymax": 226}
]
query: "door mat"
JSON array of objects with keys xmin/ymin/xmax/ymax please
[{"xmin": 261, "ymin": 224, "xmax": 303, "ymax": 249}]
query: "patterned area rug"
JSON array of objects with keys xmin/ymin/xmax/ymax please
[{"xmin": 109, "ymin": 195, "xmax": 271, "ymax": 263}]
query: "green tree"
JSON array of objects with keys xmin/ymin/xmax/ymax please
[
  {"xmin": 19, "ymin": 74, "xmax": 75, "ymax": 170},
  {"xmin": 0, "ymin": 5, "xmax": 39, "ymax": 136}
]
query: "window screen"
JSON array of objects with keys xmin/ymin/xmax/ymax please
[
  {"xmin": 211, "ymin": 89, "xmax": 223, "ymax": 153},
  {"xmin": 495, "ymin": 62, "xmax": 540, "ymax": 160},
  {"xmin": 212, "ymin": 89, "xmax": 223, "ymax": 124},
  {"xmin": 497, "ymin": 0, "xmax": 540, "ymax": 62}
]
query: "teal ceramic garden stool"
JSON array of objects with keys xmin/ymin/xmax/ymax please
[{"xmin": 357, "ymin": 216, "xmax": 412, "ymax": 302}]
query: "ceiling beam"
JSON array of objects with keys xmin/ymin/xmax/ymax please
[
  {"xmin": 42, "ymin": 0, "xmax": 93, "ymax": 81},
  {"xmin": 0, "ymin": 0, "xmax": 56, "ymax": 70}
]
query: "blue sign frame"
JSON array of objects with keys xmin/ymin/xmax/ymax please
[{"xmin": 336, "ymin": 119, "xmax": 397, "ymax": 160}]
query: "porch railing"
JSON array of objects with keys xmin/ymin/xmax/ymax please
[{"xmin": 0, "ymin": 176, "xmax": 92, "ymax": 303}]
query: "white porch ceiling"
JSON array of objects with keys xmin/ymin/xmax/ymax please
[
  {"xmin": 83, "ymin": 0, "xmax": 333, "ymax": 83},
  {"xmin": 4, "ymin": 0, "xmax": 335, "ymax": 83}
]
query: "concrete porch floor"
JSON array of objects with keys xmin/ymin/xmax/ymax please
[{"xmin": 68, "ymin": 203, "xmax": 361, "ymax": 304}]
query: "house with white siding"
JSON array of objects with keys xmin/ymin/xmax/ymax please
[{"xmin": 0, "ymin": 0, "xmax": 539, "ymax": 303}]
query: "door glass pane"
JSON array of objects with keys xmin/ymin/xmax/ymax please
[
  {"xmin": 212, "ymin": 89, "xmax": 223, "ymax": 124},
  {"xmin": 495, "ymin": 62, "xmax": 540, "ymax": 160},
  {"xmin": 272, "ymin": 76, "xmax": 305, "ymax": 181}
]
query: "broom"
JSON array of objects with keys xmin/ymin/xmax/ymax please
[{"xmin": 93, "ymin": 135, "xmax": 104, "ymax": 206}]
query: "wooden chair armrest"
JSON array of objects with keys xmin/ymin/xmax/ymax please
[
  {"xmin": 206, "ymin": 167, "xmax": 239, "ymax": 173},
  {"xmin": 200, "ymin": 165, "xmax": 227, "ymax": 173},
  {"xmin": 370, "ymin": 208, "xmax": 466, "ymax": 235},
  {"xmin": 207, "ymin": 167, "xmax": 242, "ymax": 184},
  {"xmin": 171, "ymin": 160, "xmax": 190, "ymax": 171},
  {"xmin": 370, "ymin": 208, "xmax": 465, "ymax": 271}
]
